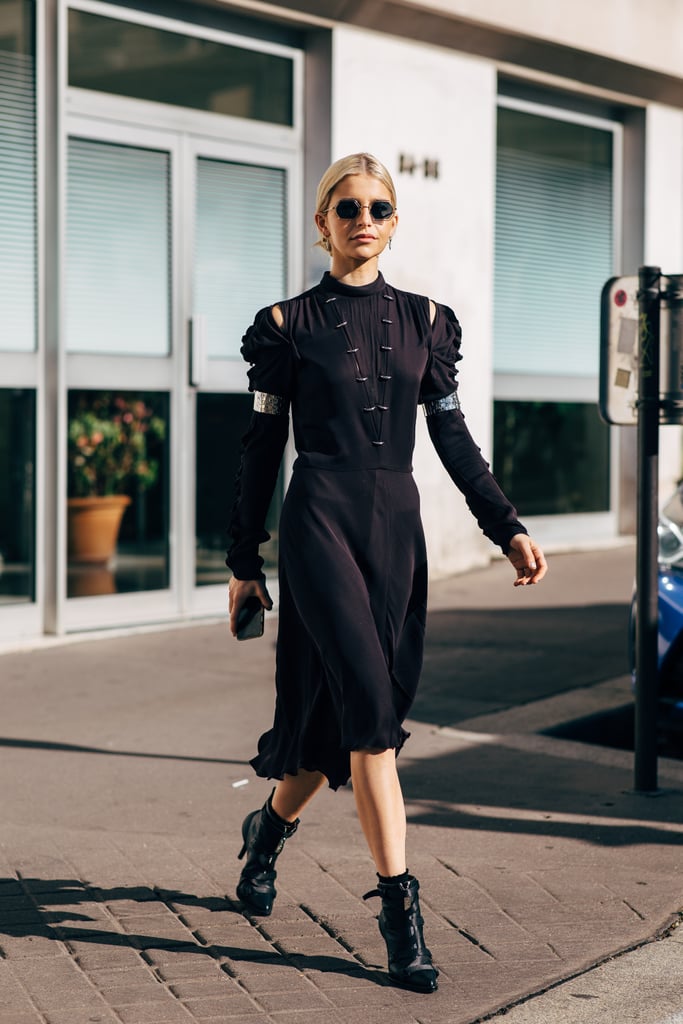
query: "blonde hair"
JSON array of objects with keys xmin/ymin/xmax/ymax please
[{"xmin": 315, "ymin": 153, "xmax": 397, "ymax": 253}]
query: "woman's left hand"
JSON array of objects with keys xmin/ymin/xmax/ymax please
[{"xmin": 507, "ymin": 534, "xmax": 547, "ymax": 586}]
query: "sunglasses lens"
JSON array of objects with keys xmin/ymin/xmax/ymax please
[
  {"xmin": 335, "ymin": 200, "xmax": 360, "ymax": 219},
  {"xmin": 371, "ymin": 201, "xmax": 394, "ymax": 219}
]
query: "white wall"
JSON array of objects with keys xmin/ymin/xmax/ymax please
[
  {"xmin": 407, "ymin": 0, "xmax": 683, "ymax": 79},
  {"xmin": 644, "ymin": 104, "xmax": 683, "ymax": 498},
  {"xmin": 330, "ymin": 26, "xmax": 497, "ymax": 575}
]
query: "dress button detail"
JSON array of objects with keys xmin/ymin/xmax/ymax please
[
  {"xmin": 371, "ymin": 440, "xmax": 385, "ymax": 447},
  {"xmin": 378, "ymin": 374, "xmax": 392, "ymax": 381}
]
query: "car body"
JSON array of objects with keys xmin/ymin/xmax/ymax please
[{"xmin": 631, "ymin": 487, "xmax": 683, "ymax": 736}]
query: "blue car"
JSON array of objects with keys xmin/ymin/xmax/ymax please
[{"xmin": 631, "ymin": 487, "xmax": 683, "ymax": 736}]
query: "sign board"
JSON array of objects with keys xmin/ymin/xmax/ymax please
[
  {"xmin": 600, "ymin": 273, "xmax": 683, "ymax": 426},
  {"xmin": 599, "ymin": 275, "xmax": 639, "ymax": 425}
]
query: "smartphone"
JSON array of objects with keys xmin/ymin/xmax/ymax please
[{"xmin": 235, "ymin": 595, "xmax": 265, "ymax": 641}]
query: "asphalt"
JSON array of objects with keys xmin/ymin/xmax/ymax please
[{"xmin": 0, "ymin": 543, "xmax": 682, "ymax": 1024}]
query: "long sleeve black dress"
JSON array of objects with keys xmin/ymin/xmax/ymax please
[{"xmin": 227, "ymin": 271, "xmax": 526, "ymax": 790}]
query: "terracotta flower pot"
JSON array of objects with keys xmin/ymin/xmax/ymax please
[{"xmin": 67, "ymin": 495, "xmax": 132, "ymax": 565}]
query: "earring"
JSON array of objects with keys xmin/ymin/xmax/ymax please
[{"xmin": 388, "ymin": 237, "xmax": 393, "ymax": 251}]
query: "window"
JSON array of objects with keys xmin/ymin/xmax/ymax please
[
  {"xmin": 0, "ymin": 388, "xmax": 35, "ymax": 603},
  {"xmin": 0, "ymin": 0, "xmax": 36, "ymax": 352},
  {"xmin": 494, "ymin": 103, "xmax": 616, "ymax": 516},
  {"xmin": 66, "ymin": 390, "xmax": 170, "ymax": 598},
  {"xmin": 66, "ymin": 138, "xmax": 171, "ymax": 356},
  {"xmin": 68, "ymin": 9, "xmax": 294, "ymax": 126},
  {"xmin": 194, "ymin": 159, "xmax": 287, "ymax": 359}
]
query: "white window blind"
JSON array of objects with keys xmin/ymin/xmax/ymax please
[
  {"xmin": 66, "ymin": 138, "xmax": 170, "ymax": 355},
  {"xmin": 194, "ymin": 159, "xmax": 286, "ymax": 360},
  {"xmin": 494, "ymin": 108, "xmax": 614, "ymax": 379},
  {"xmin": 0, "ymin": 49, "xmax": 36, "ymax": 352}
]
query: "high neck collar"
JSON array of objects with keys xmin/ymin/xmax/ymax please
[{"xmin": 319, "ymin": 271, "xmax": 387, "ymax": 298}]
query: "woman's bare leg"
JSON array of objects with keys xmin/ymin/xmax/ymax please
[
  {"xmin": 350, "ymin": 749, "xmax": 407, "ymax": 877},
  {"xmin": 271, "ymin": 769, "xmax": 327, "ymax": 822}
]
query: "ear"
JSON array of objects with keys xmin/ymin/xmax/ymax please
[{"xmin": 314, "ymin": 211, "xmax": 329, "ymax": 237}]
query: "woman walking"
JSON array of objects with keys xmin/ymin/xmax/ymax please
[{"xmin": 227, "ymin": 152, "xmax": 546, "ymax": 993}]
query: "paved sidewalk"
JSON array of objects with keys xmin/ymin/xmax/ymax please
[{"xmin": 0, "ymin": 547, "xmax": 682, "ymax": 1024}]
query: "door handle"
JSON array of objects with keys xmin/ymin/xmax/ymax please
[{"xmin": 189, "ymin": 314, "xmax": 207, "ymax": 388}]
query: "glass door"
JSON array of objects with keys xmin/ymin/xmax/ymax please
[
  {"xmin": 63, "ymin": 118, "xmax": 181, "ymax": 630},
  {"xmin": 62, "ymin": 119, "xmax": 298, "ymax": 629},
  {"xmin": 0, "ymin": 0, "xmax": 39, "ymax": 643},
  {"xmin": 185, "ymin": 137, "xmax": 298, "ymax": 615}
]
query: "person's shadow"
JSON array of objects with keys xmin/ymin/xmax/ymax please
[{"xmin": 0, "ymin": 877, "xmax": 385, "ymax": 985}]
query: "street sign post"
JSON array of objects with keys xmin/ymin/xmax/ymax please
[
  {"xmin": 600, "ymin": 266, "xmax": 683, "ymax": 793},
  {"xmin": 634, "ymin": 266, "xmax": 661, "ymax": 794}
]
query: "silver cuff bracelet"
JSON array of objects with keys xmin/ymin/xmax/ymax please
[
  {"xmin": 253, "ymin": 391, "xmax": 288, "ymax": 416},
  {"xmin": 423, "ymin": 392, "xmax": 461, "ymax": 417}
]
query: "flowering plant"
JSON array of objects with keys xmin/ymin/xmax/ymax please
[{"xmin": 67, "ymin": 393, "xmax": 166, "ymax": 498}]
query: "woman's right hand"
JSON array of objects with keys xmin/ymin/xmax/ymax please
[{"xmin": 228, "ymin": 576, "xmax": 273, "ymax": 637}]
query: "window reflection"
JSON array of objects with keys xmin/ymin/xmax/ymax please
[
  {"xmin": 0, "ymin": 388, "xmax": 35, "ymax": 604},
  {"xmin": 67, "ymin": 391, "xmax": 169, "ymax": 597},
  {"xmin": 493, "ymin": 400, "xmax": 610, "ymax": 516},
  {"xmin": 195, "ymin": 393, "xmax": 282, "ymax": 586},
  {"xmin": 68, "ymin": 10, "xmax": 294, "ymax": 126}
]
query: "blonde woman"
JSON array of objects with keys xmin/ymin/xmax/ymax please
[{"xmin": 227, "ymin": 153, "xmax": 546, "ymax": 993}]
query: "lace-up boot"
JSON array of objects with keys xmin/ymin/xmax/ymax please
[
  {"xmin": 363, "ymin": 874, "xmax": 438, "ymax": 993},
  {"xmin": 236, "ymin": 792, "xmax": 299, "ymax": 916}
]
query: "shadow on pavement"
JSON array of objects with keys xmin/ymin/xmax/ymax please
[
  {"xmin": 0, "ymin": 878, "xmax": 382, "ymax": 984},
  {"xmin": 0, "ymin": 737, "xmax": 250, "ymax": 766},
  {"xmin": 415, "ymin": 602, "xmax": 630, "ymax": 725},
  {"xmin": 400, "ymin": 741, "xmax": 683, "ymax": 847}
]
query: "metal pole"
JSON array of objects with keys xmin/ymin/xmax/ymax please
[{"xmin": 634, "ymin": 265, "xmax": 661, "ymax": 793}]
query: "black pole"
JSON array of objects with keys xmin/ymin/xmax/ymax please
[{"xmin": 634, "ymin": 265, "xmax": 661, "ymax": 793}]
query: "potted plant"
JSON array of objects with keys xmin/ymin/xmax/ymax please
[{"xmin": 67, "ymin": 393, "xmax": 165, "ymax": 565}]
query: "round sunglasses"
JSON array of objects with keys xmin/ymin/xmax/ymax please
[{"xmin": 326, "ymin": 199, "xmax": 395, "ymax": 221}]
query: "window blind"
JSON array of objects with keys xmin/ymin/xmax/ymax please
[
  {"xmin": 66, "ymin": 138, "xmax": 170, "ymax": 355},
  {"xmin": 194, "ymin": 159, "xmax": 287, "ymax": 360},
  {"xmin": 0, "ymin": 50, "xmax": 36, "ymax": 352},
  {"xmin": 494, "ymin": 109, "xmax": 614, "ymax": 379}
]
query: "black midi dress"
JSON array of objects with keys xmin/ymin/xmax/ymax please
[{"xmin": 227, "ymin": 271, "xmax": 526, "ymax": 790}]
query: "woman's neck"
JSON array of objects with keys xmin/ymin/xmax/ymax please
[{"xmin": 328, "ymin": 255, "xmax": 380, "ymax": 288}]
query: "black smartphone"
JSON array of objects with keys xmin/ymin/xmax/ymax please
[{"xmin": 236, "ymin": 595, "xmax": 265, "ymax": 641}]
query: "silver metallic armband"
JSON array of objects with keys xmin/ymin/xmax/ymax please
[
  {"xmin": 422, "ymin": 392, "xmax": 461, "ymax": 417},
  {"xmin": 253, "ymin": 391, "xmax": 289, "ymax": 416}
]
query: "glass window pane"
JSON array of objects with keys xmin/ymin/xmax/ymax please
[
  {"xmin": 66, "ymin": 390, "xmax": 169, "ymax": 597},
  {"xmin": 195, "ymin": 159, "xmax": 287, "ymax": 359},
  {"xmin": 0, "ymin": 387, "xmax": 35, "ymax": 603},
  {"xmin": 68, "ymin": 10, "xmax": 294, "ymax": 126},
  {"xmin": 0, "ymin": 0, "xmax": 36, "ymax": 352},
  {"xmin": 66, "ymin": 138, "xmax": 170, "ymax": 356},
  {"xmin": 495, "ymin": 108, "xmax": 613, "ymax": 377},
  {"xmin": 493, "ymin": 400, "xmax": 610, "ymax": 516},
  {"xmin": 195, "ymin": 393, "xmax": 282, "ymax": 586}
]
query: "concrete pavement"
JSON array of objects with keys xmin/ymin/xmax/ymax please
[{"xmin": 0, "ymin": 544, "xmax": 682, "ymax": 1024}]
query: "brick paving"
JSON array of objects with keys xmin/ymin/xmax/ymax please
[{"xmin": 0, "ymin": 548, "xmax": 682, "ymax": 1023}]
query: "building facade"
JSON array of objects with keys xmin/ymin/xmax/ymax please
[{"xmin": 2, "ymin": 0, "xmax": 683, "ymax": 642}]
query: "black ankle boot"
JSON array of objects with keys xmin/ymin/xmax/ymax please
[
  {"xmin": 236, "ymin": 792, "xmax": 299, "ymax": 916},
  {"xmin": 363, "ymin": 875, "xmax": 438, "ymax": 993}
]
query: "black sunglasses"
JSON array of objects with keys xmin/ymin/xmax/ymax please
[{"xmin": 326, "ymin": 199, "xmax": 395, "ymax": 221}]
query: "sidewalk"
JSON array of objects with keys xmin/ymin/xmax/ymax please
[{"xmin": 0, "ymin": 546, "xmax": 682, "ymax": 1024}]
